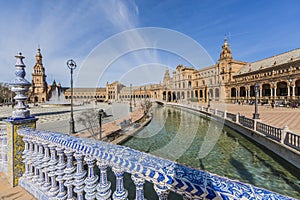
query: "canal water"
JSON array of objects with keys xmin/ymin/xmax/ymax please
[{"xmin": 122, "ymin": 104, "xmax": 300, "ymax": 198}]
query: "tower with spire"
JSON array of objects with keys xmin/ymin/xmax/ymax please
[
  {"xmin": 30, "ymin": 48, "xmax": 49, "ymax": 103},
  {"xmin": 219, "ymin": 37, "xmax": 233, "ymax": 61},
  {"xmin": 218, "ymin": 37, "xmax": 234, "ymax": 83},
  {"xmin": 163, "ymin": 68, "xmax": 171, "ymax": 87}
]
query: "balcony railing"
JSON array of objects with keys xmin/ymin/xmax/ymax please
[
  {"xmin": 256, "ymin": 122, "xmax": 282, "ymax": 141},
  {"xmin": 226, "ymin": 112, "xmax": 236, "ymax": 122},
  {"xmin": 285, "ymin": 132, "xmax": 300, "ymax": 151},
  {"xmin": 238, "ymin": 115, "xmax": 254, "ymax": 129},
  {"xmin": 17, "ymin": 128, "xmax": 292, "ymax": 200}
]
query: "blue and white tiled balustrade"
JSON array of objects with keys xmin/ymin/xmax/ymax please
[{"xmin": 18, "ymin": 128, "xmax": 295, "ymax": 200}]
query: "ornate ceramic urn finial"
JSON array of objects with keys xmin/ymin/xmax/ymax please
[{"xmin": 9, "ymin": 52, "xmax": 32, "ymax": 119}]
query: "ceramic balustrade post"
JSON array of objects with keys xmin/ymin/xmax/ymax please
[
  {"xmin": 73, "ymin": 152, "xmax": 86, "ymax": 200},
  {"xmin": 56, "ymin": 147, "xmax": 67, "ymax": 199},
  {"xmin": 96, "ymin": 159, "xmax": 111, "ymax": 200},
  {"xmin": 131, "ymin": 174, "xmax": 146, "ymax": 200},
  {"xmin": 41, "ymin": 142, "xmax": 51, "ymax": 191},
  {"xmin": 26, "ymin": 137, "xmax": 34, "ymax": 180},
  {"xmin": 48, "ymin": 144, "xmax": 59, "ymax": 197},
  {"xmin": 63, "ymin": 149, "xmax": 76, "ymax": 200},
  {"xmin": 84, "ymin": 155, "xmax": 98, "ymax": 200},
  {"xmin": 112, "ymin": 167, "xmax": 128, "ymax": 200},
  {"xmin": 32, "ymin": 140, "xmax": 40, "ymax": 183},
  {"xmin": 22, "ymin": 136, "xmax": 32, "ymax": 179},
  {"xmin": 154, "ymin": 184, "xmax": 169, "ymax": 200},
  {"xmin": 35, "ymin": 140, "xmax": 45, "ymax": 186}
]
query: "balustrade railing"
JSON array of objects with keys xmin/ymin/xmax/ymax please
[
  {"xmin": 168, "ymin": 103, "xmax": 300, "ymax": 153},
  {"xmin": 216, "ymin": 110, "xmax": 224, "ymax": 117},
  {"xmin": 226, "ymin": 112, "xmax": 236, "ymax": 122},
  {"xmin": 17, "ymin": 128, "xmax": 292, "ymax": 200},
  {"xmin": 285, "ymin": 132, "xmax": 300, "ymax": 151},
  {"xmin": 256, "ymin": 122, "xmax": 282, "ymax": 141},
  {"xmin": 239, "ymin": 115, "xmax": 254, "ymax": 129}
]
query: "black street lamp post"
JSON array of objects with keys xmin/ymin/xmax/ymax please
[
  {"xmin": 130, "ymin": 83, "xmax": 132, "ymax": 112},
  {"xmin": 207, "ymin": 91, "xmax": 211, "ymax": 108},
  {"xmin": 98, "ymin": 109, "xmax": 104, "ymax": 140},
  {"xmin": 253, "ymin": 83, "xmax": 260, "ymax": 119},
  {"xmin": 67, "ymin": 59, "xmax": 77, "ymax": 134}
]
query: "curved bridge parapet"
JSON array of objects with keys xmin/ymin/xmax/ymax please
[{"xmin": 17, "ymin": 128, "xmax": 294, "ymax": 200}]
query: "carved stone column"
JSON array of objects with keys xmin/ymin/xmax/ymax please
[
  {"xmin": 73, "ymin": 152, "xmax": 86, "ymax": 200},
  {"xmin": 292, "ymin": 85, "xmax": 295, "ymax": 97},
  {"xmin": 56, "ymin": 147, "xmax": 67, "ymax": 199},
  {"xmin": 63, "ymin": 149, "xmax": 76, "ymax": 200},
  {"xmin": 259, "ymin": 86, "xmax": 262, "ymax": 98},
  {"xmin": 96, "ymin": 159, "xmax": 111, "ymax": 200},
  {"xmin": 84, "ymin": 155, "xmax": 98, "ymax": 200},
  {"xmin": 270, "ymin": 87, "xmax": 273, "ymax": 97},
  {"xmin": 112, "ymin": 167, "xmax": 128, "ymax": 200},
  {"xmin": 131, "ymin": 174, "xmax": 146, "ymax": 200},
  {"xmin": 154, "ymin": 184, "xmax": 169, "ymax": 200}
]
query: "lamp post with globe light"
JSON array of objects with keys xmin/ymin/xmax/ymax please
[
  {"xmin": 67, "ymin": 59, "xmax": 77, "ymax": 134},
  {"xmin": 98, "ymin": 109, "xmax": 104, "ymax": 140}
]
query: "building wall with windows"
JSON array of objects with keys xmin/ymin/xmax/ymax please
[
  {"xmin": 64, "ymin": 88, "xmax": 106, "ymax": 102},
  {"xmin": 161, "ymin": 39, "xmax": 300, "ymax": 105},
  {"xmin": 227, "ymin": 49, "xmax": 300, "ymax": 104},
  {"xmin": 30, "ymin": 40, "xmax": 300, "ymax": 106}
]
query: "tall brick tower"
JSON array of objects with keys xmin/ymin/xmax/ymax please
[{"xmin": 30, "ymin": 48, "xmax": 48, "ymax": 103}]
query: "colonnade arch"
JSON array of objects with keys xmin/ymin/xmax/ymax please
[{"xmin": 228, "ymin": 78, "xmax": 300, "ymax": 103}]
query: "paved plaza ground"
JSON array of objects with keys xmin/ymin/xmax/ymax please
[{"xmin": 196, "ymin": 102, "xmax": 300, "ymax": 134}]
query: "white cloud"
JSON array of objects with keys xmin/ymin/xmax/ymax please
[{"xmin": 0, "ymin": 0, "xmax": 141, "ymax": 86}]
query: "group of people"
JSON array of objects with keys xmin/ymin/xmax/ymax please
[
  {"xmin": 236, "ymin": 99, "xmax": 299, "ymax": 109},
  {"xmin": 270, "ymin": 100, "xmax": 298, "ymax": 109}
]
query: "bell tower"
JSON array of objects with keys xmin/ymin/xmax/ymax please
[
  {"xmin": 218, "ymin": 38, "xmax": 233, "ymax": 83},
  {"xmin": 163, "ymin": 68, "xmax": 171, "ymax": 87},
  {"xmin": 30, "ymin": 48, "xmax": 48, "ymax": 103}
]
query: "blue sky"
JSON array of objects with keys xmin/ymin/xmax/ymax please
[{"xmin": 1, "ymin": 0, "xmax": 300, "ymax": 87}]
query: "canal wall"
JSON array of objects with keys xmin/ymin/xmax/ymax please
[
  {"xmin": 167, "ymin": 103, "xmax": 300, "ymax": 169},
  {"xmin": 111, "ymin": 111, "xmax": 153, "ymax": 144},
  {"xmin": 224, "ymin": 119, "xmax": 300, "ymax": 169}
]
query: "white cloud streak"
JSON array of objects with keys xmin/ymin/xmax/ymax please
[{"xmin": 0, "ymin": 0, "xmax": 141, "ymax": 87}]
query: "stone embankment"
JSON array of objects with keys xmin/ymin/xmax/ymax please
[
  {"xmin": 168, "ymin": 102, "xmax": 300, "ymax": 169},
  {"xmin": 75, "ymin": 107, "xmax": 151, "ymax": 142}
]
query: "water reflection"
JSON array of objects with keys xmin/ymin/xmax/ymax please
[{"xmin": 123, "ymin": 105, "xmax": 300, "ymax": 198}]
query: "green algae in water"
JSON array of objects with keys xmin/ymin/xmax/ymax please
[{"xmin": 123, "ymin": 105, "xmax": 300, "ymax": 198}]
